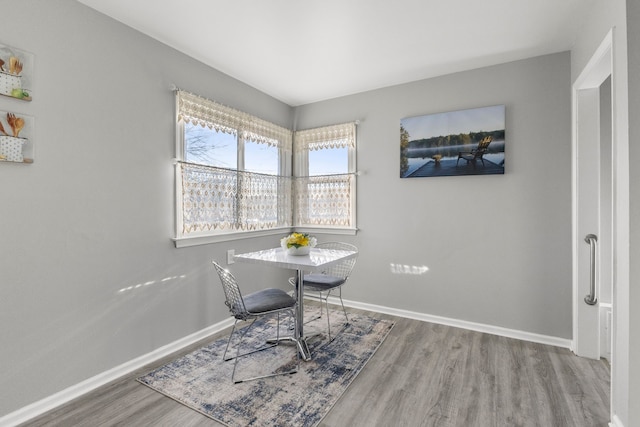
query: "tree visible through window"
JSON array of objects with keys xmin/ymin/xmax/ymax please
[
  {"xmin": 174, "ymin": 91, "xmax": 357, "ymax": 245},
  {"xmin": 184, "ymin": 123, "xmax": 237, "ymax": 169},
  {"xmin": 184, "ymin": 123, "xmax": 279, "ymax": 175},
  {"xmin": 175, "ymin": 91, "xmax": 292, "ymax": 238}
]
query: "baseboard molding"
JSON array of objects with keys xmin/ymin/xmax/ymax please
[
  {"xmin": 0, "ymin": 317, "xmax": 235, "ymax": 427},
  {"xmin": 600, "ymin": 302, "xmax": 613, "ymax": 362},
  {"xmin": 610, "ymin": 414, "xmax": 625, "ymax": 427},
  {"xmin": 2, "ymin": 297, "xmax": 574, "ymax": 426},
  {"xmin": 330, "ymin": 296, "xmax": 572, "ymax": 349}
]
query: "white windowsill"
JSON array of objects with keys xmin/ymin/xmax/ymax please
[
  {"xmin": 293, "ymin": 227, "xmax": 358, "ymax": 236},
  {"xmin": 173, "ymin": 227, "xmax": 358, "ymax": 248},
  {"xmin": 174, "ymin": 228, "xmax": 290, "ymax": 248}
]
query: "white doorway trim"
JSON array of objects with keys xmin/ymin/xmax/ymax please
[
  {"xmin": 572, "ymin": 25, "xmax": 632, "ymax": 425},
  {"xmin": 572, "ymin": 29, "xmax": 613, "ymax": 357},
  {"xmin": 571, "ymin": 27, "xmax": 614, "ymax": 421}
]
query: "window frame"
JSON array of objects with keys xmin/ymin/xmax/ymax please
[
  {"xmin": 172, "ymin": 91, "xmax": 358, "ymax": 248},
  {"xmin": 173, "ymin": 92, "xmax": 293, "ymax": 248},
  {"xmin": 293, "ymin": 122, "xmax": 358, "ymax": 234}
]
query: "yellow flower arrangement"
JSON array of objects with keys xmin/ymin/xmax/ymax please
[{"xmin": 281, "ymin": 232, "xmax": 317, "ymax": 249}]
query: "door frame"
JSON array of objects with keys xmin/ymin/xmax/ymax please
[
  {"xmin": 571, "ymin": 28, "xmax": 629, "ymax": 426},
  {"xmin": 572, "ymin": 30, "xmax": 613, "ymax": 359}
]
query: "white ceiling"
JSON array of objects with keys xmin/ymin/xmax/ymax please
[{"xmin": 77, "ymin": 0, "xmax": 590, "ymax": 106}]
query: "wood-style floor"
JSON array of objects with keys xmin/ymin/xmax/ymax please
[{"xmin": 22, "ymin": 306, "xmax": 610, "ymax": 427}]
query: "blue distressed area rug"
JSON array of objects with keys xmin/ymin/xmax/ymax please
[{"xmin": 137, "ymin": 308, "xmax": 394, "ymax": 427}]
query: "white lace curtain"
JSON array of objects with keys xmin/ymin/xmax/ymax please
[
  {"xmin": 176, "ymin": 91, "xmax": 356, "ymax": 235},
  {"xmin": 177, "ymin": 90, "xmax": 292, "ymax": 151},
  {"xmin": 180, "ymin": 161, "xmax": 355, "ymax": 232},
  {"xmin": 294, "ymin": 122, "xmax": 356, "ymax": 151},
  {"xmin": 293, "ymin": 174, "xmax": 354, "ymax": 227},
  {"xmin": 181, "ymin": 162, "xmax": 293, "ymax": 233}
]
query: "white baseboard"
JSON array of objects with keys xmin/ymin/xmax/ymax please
[
  {"xmin": 610, "ymin": 414, "xmax": 625, "ymax": 427},
  {"xmin": 600, "ymin": 302, "xmax": 613, "ymax": 362},
  {"xmin": 2, "ymin": 298, "xmax": 574, "ymax": 426},
  {"xmin": 0, "ymin": 317, "xmax": 235, "ymax": 427},
  {"xmin": 331, "ymin": 296, "xmax": 572, "ymax": 349}
]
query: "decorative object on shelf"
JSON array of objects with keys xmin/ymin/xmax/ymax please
[
  {"xmin": 400, "ymin": 105, "xmax": 505, "ymax": 178},
  {"xmin": 0, "ymin": 43, "xmax": 33, "ymax": 101},
  {"xmin": 281, "ymin": 232, "xmax": 317, "ymax": 256},
  {"xmin": 6, "ymin": 112, "xmax": 24, "ymax": 137},
  {"xmin": 0, "ymin": 136, "xmax": 25, "ymax": 162},
  {"xmin": 0, "ymin": 111, "xmax": 34, "ymax": 163}
]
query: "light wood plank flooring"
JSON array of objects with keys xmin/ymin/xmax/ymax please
[{"xmin": 21, "ymin": 307, "xmax": 610, "ymax": 427}]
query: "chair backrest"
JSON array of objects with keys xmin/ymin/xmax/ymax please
[
  {"xmin": 212, "ymin": 260, "xmax": 248, "ymax": 320},
  {"xmin": 476, "ymin": 136, "xmax": 493, "ymax": 151},
  {"xmin": 316, "ymin": 242, "xmax": 358, "ymax": 280}
]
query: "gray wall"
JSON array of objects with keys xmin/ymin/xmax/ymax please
[
  {"xmin": 295, "ymin": 52, "xmax": 572, "ymax": 336},
  {"xmin": 0, "ymin": 0, "xmax": 292, "ymax": 416},
  {"xmin": 0, "ymin": 0, "xmax": 584, "ymax": 420},
  {"xmin": 627, "ymin": 0, "xmax": 640, "ymax": 423}
]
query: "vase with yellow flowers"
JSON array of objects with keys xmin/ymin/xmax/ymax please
[{"xmin": 280, "ymin": 232, "xmax": 317, "ymax": 256}]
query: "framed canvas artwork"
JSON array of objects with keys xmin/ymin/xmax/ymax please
[{"xmin": 400, "ymin": 105, "xmax": 505, "ymax": 178}]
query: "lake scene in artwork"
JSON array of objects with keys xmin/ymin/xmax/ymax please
[{"xmin": 400, "ymin": 105, "xmax": 505, "ymax": 178}]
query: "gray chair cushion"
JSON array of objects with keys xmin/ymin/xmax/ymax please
[
  {"xmin": 303, "ymin": 274, "xmax": 345, "ymax": 291},
  {"xmin": 243, "ymin": 288, "xmax": 296, "ymax": 314}
]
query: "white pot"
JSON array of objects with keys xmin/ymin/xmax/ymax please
[
  {"xmin": 0, "ymin": 135, "xmax": 26, "ymax": 162},
  {"xmin": 0, "ymin": 71, "xmax": 21, "ymax": 97},
  {"xmin": 286, "ymin": 246, "xmax": 311, "ymax": 256}
]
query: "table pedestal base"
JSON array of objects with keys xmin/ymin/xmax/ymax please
[{"xmin": 266, "ymin": 336, "xmax": 311, "ymax": 361}]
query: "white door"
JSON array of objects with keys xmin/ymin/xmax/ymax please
[{"xmin": 572, "ymin": 34, "xmax": 613, "ymax": 360}]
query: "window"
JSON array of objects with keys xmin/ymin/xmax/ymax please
[
  {"xmin": 175, "ymin": 91, "xmax": 292, "ymax": 245},
  {"xmin": 293, "ymin": 122, "xmax": 357, "ymax": 230},
  {"xmin": 174, "ymin": 91, "xmax": 357, "ymax": 247}
]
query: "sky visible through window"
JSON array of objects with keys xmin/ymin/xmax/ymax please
[
  {"xmin": 185, "ymin": 123, "xmax": 349, "ymax": 176},
  {"xmin": 245, "ymin": 140, "xmax": 278, "ymax": 174},
  {"xmin": 309, "ymin": 146, "xmax": 348, "ymax": 175},
  {"xmin": 184, "ymin": 124, "xmax": 237, "ymax": 168}
]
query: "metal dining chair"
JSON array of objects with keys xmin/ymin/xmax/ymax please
[
  {"xmin": 213, "ymin": 260, "xmax": 299, "ymax": 383},
  {"xmin": 288, "ymin": 242, "xmax": 358, "ymax": 340}
]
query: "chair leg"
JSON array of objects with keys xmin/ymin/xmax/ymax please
[
  {"xmin": 224, "ymin": 319, "xmax": 282, "ymax": 361},
  {"xmin": 316, "ymin": 291, "xmax": 324, "ymax": 318},
  {"xmin": 230, "ymin": 319, "xmax": 256, "ymax": 384},
  {"xmin": 309, "ymin": 291, "xmax": 324, "ymax": 322},
  {"xmin": 223, "ymin": 313, "xmax": 299, "ymax": 384},
  {"xmin": 222, "ymin": 319, "xmax": 242, "ymax": 362},
  {"xmin": 324, "ymin": 291, "xmax": 332, "ymax": 340},
  {"xmin": 325, "ymin": 287, "xmax": 350, "ymax": 342},
  {"xmin": 337, "ymin": 287, "xmax": 349, "ymax": 323}
]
